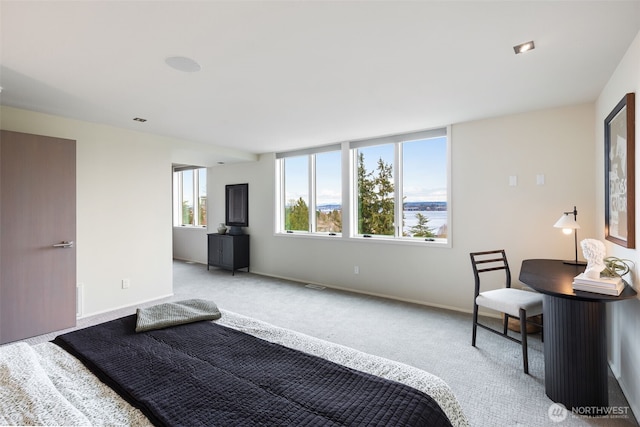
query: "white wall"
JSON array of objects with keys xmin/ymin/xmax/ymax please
[
  {"xmin": 211, "ymin": 103, "xmax": 596, "ymax": 312},
  {"xmin": 172, "ymin": 227, "xmax": 208, "ymax": 264},
  {"xmin": 1, "ymin": 107, "xmax": 174, "ymax": 315},
  {"xmin": 0, "ymin": 106, "xmax": 251, "ymax": 316},
  {"xmin": 597, "ymin": 30, "xmax": 640, "ymax": 418}
]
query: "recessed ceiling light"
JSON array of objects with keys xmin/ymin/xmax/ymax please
[
  {"xmin": 165, "ymin": 56, "xmax": 201, "ymax": 72},
  {"xmin": 133, "ymin": 117, "xmax": 147, "ymax": 122},
  {"xmin": 513, "ymin": 41, "xmax": 535, "ymax": 54}
]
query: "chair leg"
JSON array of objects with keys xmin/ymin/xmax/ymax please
[
  {"xmin": 472, "ymin": 303, "xmax": 479, "ymax": 346},
  {"xmin": 519, "ymin": 308, "xmax": 529, "ymax": 374},
  {"xmin": 503, "ymin": 314, "xmax": 509, "ymax": 335}
]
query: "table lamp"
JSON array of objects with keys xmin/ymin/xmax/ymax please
[{"xmin": 553, "ymin": 206, "xmax": 587, "ymax": 265}]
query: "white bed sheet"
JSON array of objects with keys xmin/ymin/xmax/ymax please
[{"xmin": 0, "ymin": 309, "xmax": 469, "ymax": 427}]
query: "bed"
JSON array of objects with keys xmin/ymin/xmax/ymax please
[{"xmin": 0, "ymin": 300, "xmax": 469, "ymax": 426}]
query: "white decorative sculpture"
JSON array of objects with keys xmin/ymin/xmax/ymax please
[{"xmin": 580, "ymin": 239, "xmax": 606, "ymax": 279}]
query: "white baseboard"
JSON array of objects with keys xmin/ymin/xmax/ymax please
[
  {"xmin": 249, "ymin": 269, "xmax": 474, "ymax": 316},
  {"xmin": 77, "ymin": 293, "xmax": 174, "ymax": 319},
  {"xmin": 172, "ymin": 256, "xmax": 207, "ymax": 265},
  {"xmin": 614, "ymin": 368, "xmax": 639, "ymax": 422}
]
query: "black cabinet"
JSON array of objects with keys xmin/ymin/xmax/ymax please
[{"xmin": 207, "ymin": 233, "xmax": 249, "ymax": 275}]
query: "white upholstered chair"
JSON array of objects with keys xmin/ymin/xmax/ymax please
[{"xmin": 470, "ymin": 250, "xmax": 543, "ymax": 374}]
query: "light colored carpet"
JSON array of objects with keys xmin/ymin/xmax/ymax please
[{"xmin": 17, "ymin": 260, "xmax": 639, "ymax": 427}]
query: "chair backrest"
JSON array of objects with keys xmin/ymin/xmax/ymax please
[{"xmin": 470, "ymin": 250, "xmax": 511, "ymax": 297}]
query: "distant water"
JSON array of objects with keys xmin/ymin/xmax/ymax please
[
  {"xmin": 403, "ymin": 210, "xmax": 448, "ymax": 235},
  {"xmin": 316, "ymin": 208, "xmax": 448, "ymax": 236}
]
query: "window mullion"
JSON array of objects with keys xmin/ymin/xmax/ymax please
[
  {"xmin": 350, "ymin": 148, "xmax": 359, "ymax": 237},
  {"xmin": 395, "ymin": 143, "xmax": 403, "ymax": 238},
  {"xmin": 342, "ymin": 142, "xmax": 352, "ymax": 238},
  {"xmin": 276, "ymin": 159, "xmax": 284, "ymax": 232},
  {"xmin": 193, "ymin": 170, "xmax": 199, "ymax": 226},
  {"xmin": 180, "ymin": 172, "xmax": 186, "ymax": 225},
  {"xmin": 193, "ymin": 169, "xmax": 200, "ymax": 227},
  {"xmin": 175, "ymin": 172, "xmax": 182, "ymax": 226},
  {"xmin": 281, "ymin": 160, "xmax": 287, "ymax": 231},
  {"xmin": 309, "ymin": 155, "xmax": 316, "ymax": 233}
]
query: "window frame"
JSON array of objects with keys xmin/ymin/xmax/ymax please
[
  {"xmin": 173, "ymin": 165, "xmax": 207, "ymax": 228},
  {"xmin": 276, "ymin": 144, "xmax": 342, "ymax": 235},
  {"xmin": 275, "ymin": 127, "xmax": 450, "ymax": 247}
]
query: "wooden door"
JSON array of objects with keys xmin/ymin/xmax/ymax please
[{"xmin": 0, "ymin": 130, "xmax": 76, "ymax": 343}]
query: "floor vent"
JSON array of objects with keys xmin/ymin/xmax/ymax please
[{"xmin": 305, "ymin": 284, "xmax": 326, "ymax": 290}]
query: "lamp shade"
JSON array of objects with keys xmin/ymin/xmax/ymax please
[{"xmin": 554, "ymin": 214, "xmax": 580, "ymax": 230}]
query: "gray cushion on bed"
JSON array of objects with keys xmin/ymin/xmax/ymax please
[{"xmin": 135, "ymin": 299, "xmax": 221, "ymax": 332}]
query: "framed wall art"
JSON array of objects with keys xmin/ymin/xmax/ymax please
[{"xmin": 605, "ymin": 92, "xmax": 635, "ymax": 248}]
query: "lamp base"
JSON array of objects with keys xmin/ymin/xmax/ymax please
[{"xmin": 563, "ymin": 260, "xmax": 587, "ymax": 266}]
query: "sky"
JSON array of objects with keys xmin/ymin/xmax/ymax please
[{"xmin": 284, "ymin": 136, "xmax": 447, "ymax": 206}]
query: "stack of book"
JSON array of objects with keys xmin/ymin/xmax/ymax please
[{"xmin": 573, "ymin": 273, "xmax": 624, "ymax": 296}]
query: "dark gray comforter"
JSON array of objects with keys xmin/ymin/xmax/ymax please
[{"xmin": 53, "ymin": 315, "xmax": 452, "ymax": 427}]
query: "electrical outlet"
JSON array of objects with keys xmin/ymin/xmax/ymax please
[
  {"xmin": 122, "ymin": 278, "xmax": 131, "ymax": 289},
  {"xmin": 354, "ymin": 266, "xmax": 359, "ymax": 274}
]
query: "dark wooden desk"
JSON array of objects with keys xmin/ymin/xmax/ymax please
[{"xmin": 519, "ymin": 259, "xmax": 637, "ymax": 409}]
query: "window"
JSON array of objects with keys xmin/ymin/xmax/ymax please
[
  {"xmin": 352, "ymin": 128, "xmax": 448, "ymax": 241},
  {"xmin": 315, "ymin": 151, "xmax": 342, "ymax": 233},
  {"xmin": 283, "ymin": 155, "xmax": 309, "ymax": 232},
  {"xmin": 277, "ymin": 145, "xmax": 342, "ymax": 234},
  {"xmin": 173, "ymin": 166, "xmax": 207, "ymax": 227},
  {"xmin": 401, "ymin": 136, "xmax": 448, "ymax": 239},
  {"xmin": 276, "ymin": 127, "xmax": 449, "ymax": 244},
  {"xmin": 355, "ymin": 144, "xmax": 395, "ymax": 236}
]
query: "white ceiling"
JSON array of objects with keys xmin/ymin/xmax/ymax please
[{"xmin": 2, "ymin": 1, "xmax": 640, "ymax": 156}]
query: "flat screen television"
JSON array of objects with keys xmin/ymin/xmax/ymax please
[{"xmin": 225, "ymin": 183, "xmax": 248, "ymax": 234}]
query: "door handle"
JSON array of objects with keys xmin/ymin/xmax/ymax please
[{"xmin": 52, "ymin": 241, "xmax": 74, "ymax": 249}]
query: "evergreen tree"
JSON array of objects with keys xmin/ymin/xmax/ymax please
[
  {"xmin": 408, "ymin": 212, "xmax": 435, "ymax": 238},
  {"xmin": 287, "ymin": 197, "xmax": 309, "ymax": 231},
  {"xmin": 373, "ymin": 158, "xmax": 395, "ymax": 235},
  {"xmin": 357, "ymin": 153, "xmax": 394, "ymax": 235},
  {"xmin": 357, "ymin": 153, "xmax": 375, "ymax": 234}
]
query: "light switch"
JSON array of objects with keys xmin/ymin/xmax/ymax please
[
  {"xmin": 509, "ymin": 175, "xmax": 517, "ymax": 186},
  {"xmin": 536, "ymin": 174, "xmax": 545, "ymax": 185}
]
